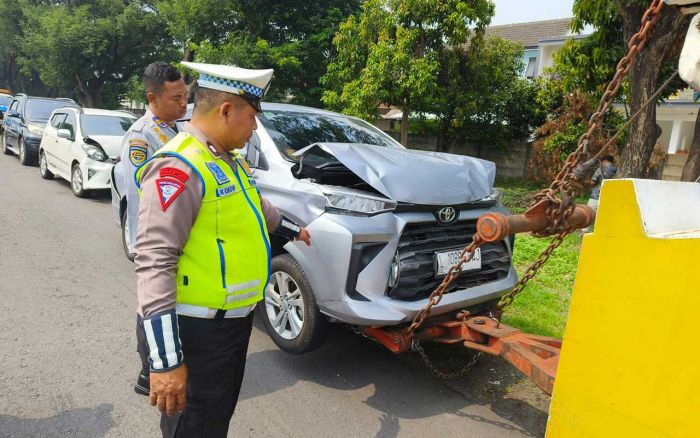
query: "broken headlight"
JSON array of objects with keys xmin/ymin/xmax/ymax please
[
  {"xmin": 479, "ymin": 188, "xmax": 504, "ymax": 205},
  {"xmin": 322, "ymin": 187, "xmax": 397, "ymax": 216}
]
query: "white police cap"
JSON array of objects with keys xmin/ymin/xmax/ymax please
[{"xmin": 180, "ymin": 61, "xmax": 274, "ymax": 99}]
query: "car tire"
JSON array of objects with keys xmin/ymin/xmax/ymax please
[
  {"xmin": 1, "ymin": 131, "xmax": 11, "ymax": 155},
  {"xmin": 18, "ymin": 137, "xmax": 33, "ymax": 166},
  {"xmin": 259, "ymin": 254, "xmax": 328, "ymax": 354},
  {"xmin": 39, "ymin": 151, "xmax": 54, "ymax": 180},
  {"xmin": 71, "ymin": 164, "xmax": 88, "ymax": 198},
  {"xmin": 121, "ymin": 209, "xmax": 136, "ymax": 262}
]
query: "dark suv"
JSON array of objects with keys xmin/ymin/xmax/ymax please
[{"xmin": 1, "ymin": 94, "xmax": 77, "ymax": 165}]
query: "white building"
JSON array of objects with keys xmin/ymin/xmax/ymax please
[
  {"xmin": 655, "ymin": 88, "xmax": 699, "ymax": 180},
  {"xmin": 485, "ymin": 18, "xmax": 582, "ymax": 79},
  {"xmin": 486, "ymin": 18, "xmax": 699, "ymax": 180}
]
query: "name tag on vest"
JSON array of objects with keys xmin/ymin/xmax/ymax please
[{"xmin": 216, "ymin": 184, "xmax": 236, "ymax": 197}]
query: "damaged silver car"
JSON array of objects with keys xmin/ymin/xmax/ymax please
[{"xmin": 244, "ymin": 103, "xmax": 517, "ymax": 353}]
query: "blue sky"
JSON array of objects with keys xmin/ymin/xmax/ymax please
[{"xmin": 491, "ymin": 0, "xmax": 576, "ymax": 25}]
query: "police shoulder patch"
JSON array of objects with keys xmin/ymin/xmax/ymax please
[
  {"xmin": 205, "ymin": 162, "xmax": 230, "ymax": 185},
  {"xmin": 152, "ymin": 117, "xmax": 169, "ymax": 129},
  {"xmin": 159, "ymin": 167, "xmax": 189, "ymax": 182},
  {"xmin": 129, "ymin": 140, "xmax": 149, "ymax": 166},
  {"xmin": 156, "ymin": 178, "xmax": 185, "ymax": 212},
  {"xmin": 237, "ymin": 157, "xmax": 253, "ymax": 177}
]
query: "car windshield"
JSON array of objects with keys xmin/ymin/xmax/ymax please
[
  {"xmin": 0, "ymin": 95, "xmax": 12, "ymax": 106},
  {"xmin": 81, "ymin": 114, "xmax": 135, "ymax": 136},
  {"xmin": 26, "ymin": 100, "xmax": 73, "ymax": 122},
  {"xmin": 259, "ymin": 110, "xmax": 403, "ymax": 160}
]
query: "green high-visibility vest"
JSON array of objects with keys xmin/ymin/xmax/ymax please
[{"xmin": 136, "ymin": 133, "xmax": 270, "ymax": 310}]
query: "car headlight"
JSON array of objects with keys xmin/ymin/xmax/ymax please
[
  {"xmin": 27, "ymin": 122, "xmax": 44, "ymax": 136},
  {"xmin": 82, "ymin": 143, "xmax": 107, "ymax": 162},
  {"xmin": 480, "ymin": 188, "xmax": 504, "ymax": 205},
  {"xmin": 322, "ymin": 187, "xmax": 396, "ymax": 216}
]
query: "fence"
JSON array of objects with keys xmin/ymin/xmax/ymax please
[{"xmin": 384, "ymin": 131, "xmax": 531, "ymax": 179}]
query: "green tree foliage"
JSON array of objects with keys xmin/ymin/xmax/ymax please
[
  {"xmin": 18, "ymin": 0, "xmax": 174, "ymax": 108},
  {"xmin": 323, "ymin": 0, "xmax": 492, "ymax": 146},
  {"xmin": 155, "ymin": 0, "xmax": 237, "ymax": 61},
  {"xmin": 436, "ymin": 36, "xmax": 547, "ymax": 153},
  {"xmin": 0, "ymin": 0, "xmax": 43, "ymax": 94},
  {"xmin": 2, "ymin": 0, "xmax": 360, "ymax": 108},
  {"xmin": 551, "ymin": 0, "xmax": 689, "ymax": 177},
  {"xmin": 187, "ymin": 0, "xmax": 361, "ymax": 107},
  {"xmin": 322, "ymin": 0, "xmax": 542, "ymax": 151}
]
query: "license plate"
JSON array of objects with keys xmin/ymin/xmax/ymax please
[{"xmin": 435, "ymin": 248, "xmax": 481, "ymax": 276}]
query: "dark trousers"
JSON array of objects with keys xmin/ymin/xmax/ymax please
[
  {"xmin": 160, "ymin": 313, "xmax": 254, "ymax": 438},
  {"xmin": 136, "ymin": 315, "xmax": 150, "ymax": 372}
]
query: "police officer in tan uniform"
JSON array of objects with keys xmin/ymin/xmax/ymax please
[
  {"xmin": 114, "ymin": 62, "xmax": 189, "ymax": 398},
  {"xmin": 117, "ymin": 62, "xmax": 188, "ymax": 257},
  {"xmin": 134, "ymin": 62, "xmax": 309, "ymax": 437}
]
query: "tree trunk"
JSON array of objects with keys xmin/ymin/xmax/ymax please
[
  {"xmin": 400, "ymin": 101, "xmax": 409, "ymax": 147},
  {"xmin": 621, "ymin": 55, "xmax": 662, "ymax": 177},
  {"xmin": 437, "ymin": 117, "xmax": 451, "ymax": 153},
  {"xmin": 184, "ymin": 45, "xmax": 194, "ymax": 62},
  {"xmin": 618, "ymin": 4, "xmax": 688, "ymax": 178},
  {"xmin": 681, "ymin": 109, "xmax": 700, "ymax": 181},
  {"xmin": 3, "ymin": 56, "xmax": 18, "ymax": 92},
  {"xmin": 75, "ymin": 75, "xmax": 103, "ymax": 108},
  {"xmin": 87, "ymin": 79, "xmax": 103, "ymax": 108}
]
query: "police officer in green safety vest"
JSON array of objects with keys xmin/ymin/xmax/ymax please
[{"xmin": 134, "ymin": 62, "xmax": 311, "ymax": 437}]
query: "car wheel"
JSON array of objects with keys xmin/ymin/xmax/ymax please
[
  {"xmin": 39, "ymin": 151, "xmax": 54, "ymax": 180},
  {"xmin": 1, "ymin": 131, "xmax": 11, "ymax": 155},
  {"xmin": 121, "ymin": 209, "xmax": 136, "ymax": 262},
  {"xmin": 259, "ymin": 254, "xmax": 328, "ymax": 354},
  {"xmin": 17, "ymin": 138, "xmax": 27, "ymax": 166},
  {"xmin": 71, "ymin": 164, "xmax": 87, "ymax": 198},
  {"xmin": 18, "ymin": 138, "xmax": 33, "ymax": 166}
]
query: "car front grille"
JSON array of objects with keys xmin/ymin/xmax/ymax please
[{"xmin": 389, "ymin": 220, "xmax": 511, "ymax": 301}]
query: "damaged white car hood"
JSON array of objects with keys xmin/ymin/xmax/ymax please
[{"xmin": 294, "ymin": 142, "xmax": 496, "ymax": 205}]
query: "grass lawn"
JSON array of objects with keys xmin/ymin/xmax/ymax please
[{"xmin": 495, "ymin": 179, "xmax": 585, "ymax": 338}]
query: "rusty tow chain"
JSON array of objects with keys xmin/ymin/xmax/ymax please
[{"xmin": 407, "ymin": 0, "xmax": 666, "ymax": 345}]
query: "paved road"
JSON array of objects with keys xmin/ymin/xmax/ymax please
[{"xmin": 0, "ymin": 151, "xmax": 548, "ymax": 437}]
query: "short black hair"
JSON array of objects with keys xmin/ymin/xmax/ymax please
[
  {"xmin": 143, "ymin": 62, "xmax": 182, "ymax": 94},
  {"xmin": 601, "ymin": 155, "xmax": 614, "ymax": 164},
  {"xmin": 193, "ymin": 83, "xmax": 247, "ymax": 115}
]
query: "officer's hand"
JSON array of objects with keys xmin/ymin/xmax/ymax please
[
  {"xmin": 296, "ymin": 228, "xmax": 311, "ymax": 246},
  {"xmin": 149, "ymin": 363, "xmax": 188, "ymax": 416}
]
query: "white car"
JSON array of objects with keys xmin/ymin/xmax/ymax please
[{"xmin": 39, "ymin": 107, "xmax": 136, "ymax": 197}]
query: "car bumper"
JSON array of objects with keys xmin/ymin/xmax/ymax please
[
  {"xmin": 24, "ymin": 135, "xmax": 42, "ymax": 154},
  {"xmin": 110, "ymin": 161, "xmax": 124, "ymax": 225},
  {"xmin": 284, "ymin": 206, "xmax": 517, "ymax": 327},
  {"xmin": 79, "ymin": 159, "xmax": 114, "ymax": 190}
]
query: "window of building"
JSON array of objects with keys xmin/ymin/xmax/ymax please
[{"xmin": 525, "ymin": 57, "xmax": 537, "ymax": 78}]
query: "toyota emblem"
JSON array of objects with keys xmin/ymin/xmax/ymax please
[{"xmin": 437, "ymin": 207, "xmax": 457, "ymax": 224}]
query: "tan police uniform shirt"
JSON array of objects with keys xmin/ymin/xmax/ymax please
[
  {"xmin": 117, "ymin": 108, "xmax": 182, "ymax": 253},
  {"xmin": 135, "ymin": 122, "xmax": 281, "ymax": 317}
]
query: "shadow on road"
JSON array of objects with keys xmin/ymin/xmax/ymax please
[
  {"xmin": 52, "ymin": 178, "xmax": 112, "ymax": 204},
  {"xmin": 246, "ymin": 316, "xmax": 546, "ymax": 437},
  {"xmin": 0, "ymin": 403, "xmax": 113, "ymax": 438}
]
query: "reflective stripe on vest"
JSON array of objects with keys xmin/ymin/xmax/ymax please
[{"xmin": 136, "ymin": 133, "xmax": 270, "ymax": 310}]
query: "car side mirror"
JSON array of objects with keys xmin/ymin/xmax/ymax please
[
  {"xmin": 244, "ymin": 132, "xmax": 268, "ymax": 171},
  {"xmin": 57, "ymin": 128, "xmax": 72, "ymax": 139}
]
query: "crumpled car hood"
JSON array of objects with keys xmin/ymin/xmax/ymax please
[
  {"xmin": 294, "ymin": 143, "xmax": 496, "ymax": 205},
  {"xmin": 88, "ymin": 135, "xmax": 124, "ymax": 160}
]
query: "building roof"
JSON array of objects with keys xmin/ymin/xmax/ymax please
[{"xmin": 485, "ymin": 18, "xmax": 573, "ymax": 48}]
